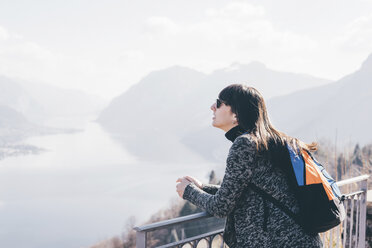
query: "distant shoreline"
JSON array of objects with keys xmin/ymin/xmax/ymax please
[
  {"xmin": 0, "ymin": 127, "xmax": 82, "ymax": 161},
  {"xmin": 0, "ymin": 143, "xmax": 46, "ymax": 160}
]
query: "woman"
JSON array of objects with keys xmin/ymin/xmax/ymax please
[{"xmin": 176, "ymin": 84, "xmax": 322, "ymax": 247}]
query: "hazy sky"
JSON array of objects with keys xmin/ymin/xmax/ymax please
[{"xmin": 0, "ymin": 0, "xmax": 372, "ymax": 100}]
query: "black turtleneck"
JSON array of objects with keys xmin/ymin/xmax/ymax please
[{"xmin": 225, "ymin": 125, "xmax": 248, "ymax": 142}]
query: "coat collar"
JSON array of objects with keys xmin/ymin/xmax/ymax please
[{"xmin": 225, "ymin": 125, "xmax": 248, "ymax": 142}]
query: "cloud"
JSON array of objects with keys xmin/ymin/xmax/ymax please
[
  {"xmin": 144, "ymin": 16, "xmax": 179, "ymax": 36},
  {"xmin": 0, "ymin": 24, "xmax": 149, "ymax": 99},
  {"xmin": 206, "ymin": 1, "xmax": 265, "ymax": 19},
  {"xmin": 140, "ymin": 2, "xmax": 317, "ymax": 74},
  {"xmin": 143, "ymin": 2, "xmax": 317, "ymax": 52},
  {"xmin": 0, "ymin": 27, "xmax": 104, "ymax": 94},
  {"xmin": 202, "ymin": 2, "xmax": 317, "ymax": 52},
  {"xmin": 0, "ymin": 25, "xmax": 9, "ymax": 40},
  {"xmin": 117, "ymin": 50, "xmax": 145, "ymax": 63},
  {"xmin": 333, "ymin": 13, "xmax": 372, "ymax": 51}
]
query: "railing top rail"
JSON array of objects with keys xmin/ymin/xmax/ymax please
[
  {"xmin": 336, "ymin": 174, "xmax": 369, "ymax": 187},
  {"xmin": 134, "ymin": 175, "xmax": 369, "ymax": 233},
  {"xmin": 156, "ymin": 228, "xmax": 224, "ymax": 248},
  {"xmin": 134, "ymin": 211, "xmax": 212, "ymax": 232}
]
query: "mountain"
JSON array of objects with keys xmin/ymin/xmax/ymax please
[
  {"xmin": 98, "ymin": 66, "xmax": 207, "ymax": 135},
  {"xmin": 0, "ymin": 105, "xmax": 50, "ymax": 143},
  {"xmin": 0, "ymin": 105, "xmax": 32, "ymax": 130},
  {"xmin": 267, "ymin": 53, "xmax": 372, "ymax": 145},
  {"xmin": 206, "ymin": 61, "xmax": 331, "ymax": 99},
  {"xmin": 0, "ymin": 75, "xmax": 107, "ymax": 127},
  {"xmin": 98, "ymin": 66, "xmax": 210, "ymax": 162},
  {"xmin": 0, "ymin": 75, "xmax": 104, "ymax": 159},
  {"xmin": 0, "ymin": 76, "xmax": 46, "ymax": 124},
  {"xmin": 98, "ymin": 62, "xmax": 331, "ymax": 162},
  {"xmin": 0, "ymin": 105, "xmax": 47, "ymax": 159}
]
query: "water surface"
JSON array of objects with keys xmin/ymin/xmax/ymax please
[{"xmin": 0, "ymin": 122, "xmax": 216, "ymax": 248}]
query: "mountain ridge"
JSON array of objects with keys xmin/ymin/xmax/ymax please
[
  {"xmin": 267, "ymin": 53, "xmax": 372, "ymax": 145},
  {"xmin": 98, "ymin": 60, "xmax": 333, "ymax": 162}
]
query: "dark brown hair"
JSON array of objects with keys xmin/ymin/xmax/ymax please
[{"xmin": 218, "ymin": 84, "xmax": 317, "ymax": 153}]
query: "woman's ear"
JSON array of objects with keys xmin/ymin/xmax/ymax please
[
  {"xmin": 233, "ymin": 116, "xmax": 237, "ymax": 124},
  {"xmin": 233, "ymin": 115, "xmax": 238, "ymax": 125}
]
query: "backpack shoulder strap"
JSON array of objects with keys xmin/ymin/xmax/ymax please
[{"xmin": 247, "ymin": 183, "xmax": 303, "ymax": 227}]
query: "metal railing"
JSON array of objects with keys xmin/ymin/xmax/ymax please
[
  {"xmin": 134, "ymin": 175, "xmax": 369, "ymax": 248},
  {"xmin": 320, "ymin": 174, "xmax": 369, "ymax": 248}
]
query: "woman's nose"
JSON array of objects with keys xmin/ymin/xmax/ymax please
[{"xmin": 211, "ymin": 103, "xmax": 216, "ymax": 111}]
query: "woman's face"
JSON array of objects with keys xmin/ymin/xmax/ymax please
[{"xmin": 210, "ymin": 99, "xmax": 238, "ymax": 132}]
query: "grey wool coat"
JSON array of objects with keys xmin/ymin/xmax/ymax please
[{"xmin": 183, "ymin": 126, "xmax": 322, "ymax": 248}]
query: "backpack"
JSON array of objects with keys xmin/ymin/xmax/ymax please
[{"xmin": 249, "ymin": 142, "xmax": 346, "ymax": 234}]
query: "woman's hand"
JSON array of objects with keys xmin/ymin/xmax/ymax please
[
  {"xmin": 184, "ymin": 176, "xmax": 203, "ymax": 189},
  {"xmin": 176, "ymin": 177, "xmax": 192, "ymax": 198}
]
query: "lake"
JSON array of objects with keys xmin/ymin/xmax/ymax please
[{"xmin": 0, "ymin": 122, "xmax": 218, "ymax": 248}]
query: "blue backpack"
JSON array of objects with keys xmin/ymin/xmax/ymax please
[{"xmin": 249, "ymin": 142, "xmax": 345, "ymax": 233}]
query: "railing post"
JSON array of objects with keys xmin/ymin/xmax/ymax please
[
  {"xmin": 358, "ymin": 178, "xmax": 367, "ymax": 248},
  {"xmin": 136, "ymin": 230, "xmax": 146, "ymax": 248}
]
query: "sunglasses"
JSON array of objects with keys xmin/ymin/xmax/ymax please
[{"xmin": 216, "ymin": 98, "xmax": 226, "ymax": 108}]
